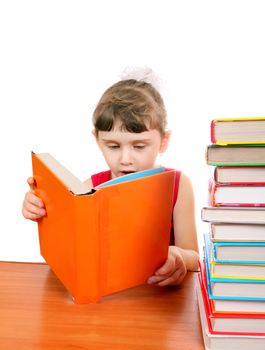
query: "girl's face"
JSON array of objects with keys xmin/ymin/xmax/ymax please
[{"xmin": 95, "ymin": 124, "xmax": 169, "ymax": 179}]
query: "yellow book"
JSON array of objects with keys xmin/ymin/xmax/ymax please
[
  {"xmin": 210, "ymin": 261, "xmax": 265, "ymax": 281},
  {"xmin": 211, "ymin": 117, "xmax": 265, "ymax": 145},
  {"xmin": 206, "ymin": 238, "xmax": 265, "ymax": 280}
]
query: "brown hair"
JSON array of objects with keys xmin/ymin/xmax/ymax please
[{"xmin": 93, "ymin": 79, "xmax": 167, "ymax": 136}]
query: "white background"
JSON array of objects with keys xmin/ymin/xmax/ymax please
[{"xmin": 1, "ymin": 0, "xmax": 265, "ymax": 262}]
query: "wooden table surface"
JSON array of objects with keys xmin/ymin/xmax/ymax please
[{"xmin": 0, "ymin": 262, "xmax": 204, "ymax": 350}]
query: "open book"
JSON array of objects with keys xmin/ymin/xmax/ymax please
[{"xmin": 31, "ymin": 152, "xmax": 175, "ymax": 303}]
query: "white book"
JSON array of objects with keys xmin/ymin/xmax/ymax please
[
  {"xmin": 215, "ymin": 166, "xmax": 265, "ymax": 184},
  {"xmin": 210, "ymin": 280, "xmax": 265, "ymax": 299},
  {"xmin": 211, "ymin": 118, "xmax": 265, "ymax": 144},
  {"xmin": 210, "ymin": 223, "xmax": 265, "ymax": 242},
  {"xmin": 206, "ymin": 240, "xmax": 265, "ymax": 279},
  {"xmin": 197, "ymin": 276, "xmax": 265, "ymax": 333},
  {"xmin": 213, "ymin": 242, "xmax": 265, "ymax": 263},
  {"xmin": 207, "ymin": 268, "xmax": 265, "ymax": 299},
  {"xmin": 202, "ymin": 206, "xmax": 265, "ymax": 224},
  {"xmin": 211, "ymin": 262, "xmax": 265, "ymax": 279},
  {"xmin": 213, "ymin": 184, "xmax": 265, "ymax": 206}
]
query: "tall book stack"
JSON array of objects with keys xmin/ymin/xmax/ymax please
[{"xmin": 197, "ymin": 117, "xmax": 265, "ymax": 349}]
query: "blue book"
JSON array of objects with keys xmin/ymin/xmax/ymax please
[
  {"xmin": 204, "ymin": 232, "xmax": 265, "ymax": 265},
  {"xmin": 204, "ymin": 233, "xmax": 265, "ymax": 280},
  {"xmin": 97, "ymin": 167, "xmax": 165, "ymax": 188},
  {"xmin": 212, "ymin": 240, "xmax": 265, "ymax": 265},
  {"xmin": 204, "ymin": 258, "xmax": 265, "ymax": 301},
  {"xmin": 203, "ymin": 234, "xmax": 265, "ymax": 301}
]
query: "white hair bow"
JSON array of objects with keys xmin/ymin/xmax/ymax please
[{"xmin": 119, "ymin": 66, "xmax": 162, "ymax": 92}]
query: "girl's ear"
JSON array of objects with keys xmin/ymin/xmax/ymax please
[
  {"xmin": 92, "ymin": 129, "xmax": 99, "ymax": 142},
  {"xmin": 160, "ymin": 130, "xmax": 171, "ymax": 153},
  {"xmin": 92, "ymin": 129, "xmax": 100, "ymax": 148}
]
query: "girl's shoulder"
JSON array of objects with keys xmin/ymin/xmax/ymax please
[
  {"xmin": 84, "ymin": 170, "xmax": 111, "ymax": 189},
  {"xmin": 91, "ymin": 170, "xmax": 112, "ymax": 187},
  {"xmin": 164, "ymin": 168, "xmax": 182, "ymax": 206}
]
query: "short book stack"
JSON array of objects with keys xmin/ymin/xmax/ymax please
[{"xmin": 197, "ymin": 117, "xmax": 265, "ymax": 350}]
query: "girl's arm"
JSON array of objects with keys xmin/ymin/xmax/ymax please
[
  {"xmin": 172, "ymin": 173, "xmax": 199, "ymax": 271},
  {"xmin": 147, "ymin": 173, "xmax": 199, "ymax": 286}
]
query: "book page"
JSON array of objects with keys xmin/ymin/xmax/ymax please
[{"xmin": 36, "ymin": 153, "xmax": 91, "ymax": 195}]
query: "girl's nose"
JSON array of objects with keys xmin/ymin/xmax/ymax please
[{"xmin": 120, "ymin": 149, "xmax": 133, "ymax": 166}]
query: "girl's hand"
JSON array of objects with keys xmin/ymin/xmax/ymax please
[
  {"xmin": 147, "ymin": 246, "xmax": 187, "ymax": 287},
  {"xmin": 22, "ymin": 177, "xmax": 46, "ymax": 221}
]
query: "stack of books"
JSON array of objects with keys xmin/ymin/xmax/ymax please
[{"xmin": 197, "ymin": 117, "xmax": 265, "ymax": 349}]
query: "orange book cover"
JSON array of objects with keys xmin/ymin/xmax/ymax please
[{"xmin": 32, "ymin": 152, "xmax": 175, "ymax": 304}]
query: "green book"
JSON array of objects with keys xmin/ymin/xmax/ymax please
[{"xmin": 206, "ymin": 144, "xmax": 265, "ymax": 166}]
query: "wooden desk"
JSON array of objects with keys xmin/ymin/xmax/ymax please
[{"xmin": 0, "ymin": 262, "xmax": 203, "ymax": 350}]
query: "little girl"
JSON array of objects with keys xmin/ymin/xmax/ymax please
[{"xmin": 22, "ymin": 69, "xmax": 199, "ymax": 287}]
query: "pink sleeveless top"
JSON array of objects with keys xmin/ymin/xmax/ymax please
[{"xmin": 91, "ymin": 169, "xmax": 181, "ymax": 245}]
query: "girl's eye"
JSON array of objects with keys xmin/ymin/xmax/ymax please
[
  {"xmin": 134, "ymin": 145, "xmax": 146, "ymax": 150},
  {"xmin": 107, "ymin": 144, "xmax": 120, "ymax": 149}
]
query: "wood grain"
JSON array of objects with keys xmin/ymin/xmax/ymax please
[{"xmin": 0, "ymin": 262, "xmax": 204, "ymax": 350}]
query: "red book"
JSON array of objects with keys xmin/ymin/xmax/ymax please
[
  {"xmin": 197, "ymin": 268, "xmax": 265, "ymax": 349},
  {"xmin": 210, "ymin": 181, "xmax": 265, "ymax": 207},
  {"xmin": 197, "ymin": 262, "xmax": 265, "ymax": 335},
  {"xmin": 214, "ymin": 166, "xmax": 265, "ymax": 185},
  {"xmin": 200, "ymin": 251, "xmax": 265, "ymax": 314}
]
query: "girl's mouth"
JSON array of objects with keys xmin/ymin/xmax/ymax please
[{"xmin": 119, "ymin": 170, "xmax": 135, "ymax": 176}]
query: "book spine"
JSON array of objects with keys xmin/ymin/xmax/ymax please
[
  {"xmin": 210, "ymin": 120, "xmax": 216, "ymax": 144},
  {"xmin": 213, "ymin": 167, "xmax": 218, "ymax": 182},
  {"xmin": 73, "ymin": 194, "xmax": 101, "ymax": 303}
]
